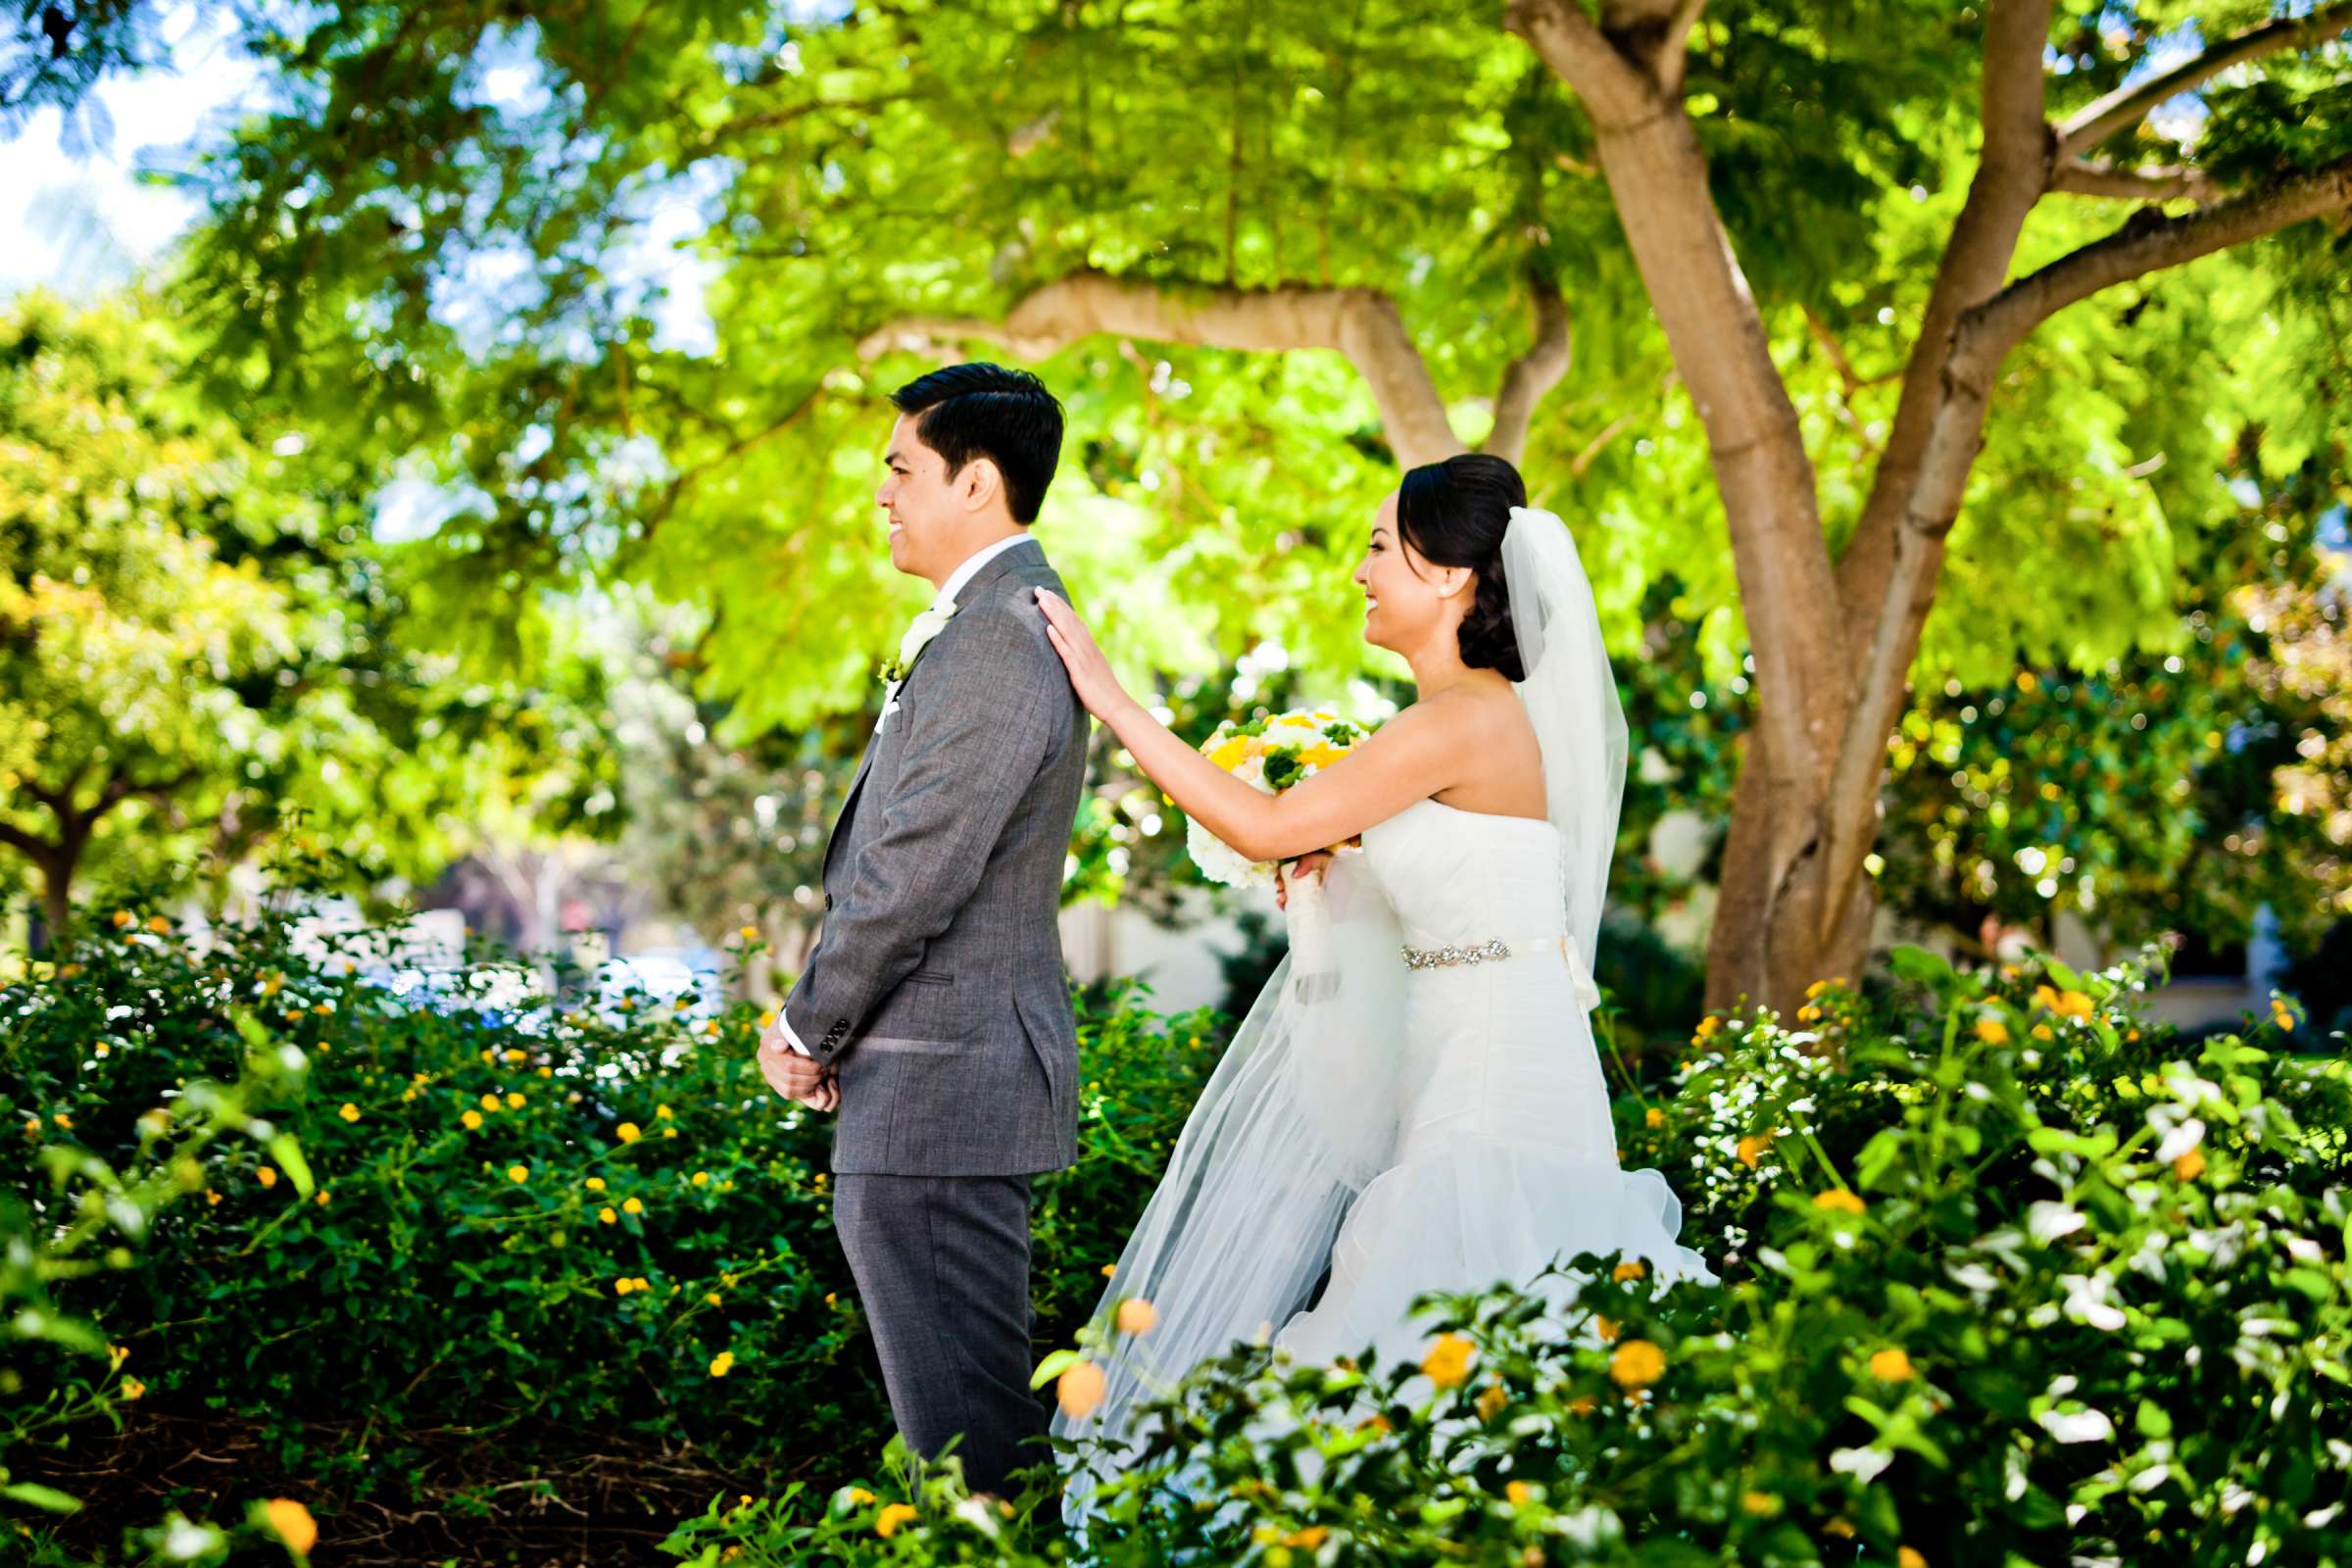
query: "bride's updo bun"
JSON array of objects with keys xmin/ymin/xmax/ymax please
[{"xmin": 1395, "ymin": 452, "xmax": 1528, "ymax": 682}]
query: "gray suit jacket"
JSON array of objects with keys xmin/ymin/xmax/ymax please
[{"xmin": 783, "ymin": 540, "xmax": 1088, "ymax": 1177}]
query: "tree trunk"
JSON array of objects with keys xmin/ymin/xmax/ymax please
[{"xmin": 1702, "ymin": 718, "xmax": 1877, "ymax": 1016}]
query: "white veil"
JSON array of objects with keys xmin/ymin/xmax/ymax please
[
  {"xmin": 1500, "ymin": 504, "xmax": 1628, "ymax": 997},
  {"xmin": 1052, "ymin": 504, "xmax": 1630, "ymax": 1510}
]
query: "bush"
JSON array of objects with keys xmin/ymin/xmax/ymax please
[
  {"xmin": 0, "ymin": 867, "xmax": 1226, "ymax": 1559},
  {"xmin": 662, "ymin": 947, "xmax": 2351, "ymax": 1567}
]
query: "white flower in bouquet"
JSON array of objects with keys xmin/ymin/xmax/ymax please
[{"xmin": 1183, "ymin": 708, "xmax": 1378, "ymax": 890}]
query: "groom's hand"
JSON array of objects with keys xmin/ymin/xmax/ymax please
[{"xmin": 757, "ymin": 1029, "xmax": 839, "ymax": 1111}]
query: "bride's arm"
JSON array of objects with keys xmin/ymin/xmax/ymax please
[{"xmin": 1034, "ymin": 588, "xmax": 1467, "ymax": 863}]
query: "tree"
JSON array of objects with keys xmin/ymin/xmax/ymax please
[
  {"xmin": 0, "ymin": 294, "xmax": 620, "ymax": 946},
  {"xmin": 19, "ymin": 1, "xmax": 2346, "ymax": 1007}
]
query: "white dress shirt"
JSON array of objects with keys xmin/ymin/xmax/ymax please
[{"xmin": 777, "ymin": 530, "xmax": 1042, "ymax": 1057}]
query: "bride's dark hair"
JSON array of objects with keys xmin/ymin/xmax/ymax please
[{"xmin": 1395, "ymin": 452, "xmax": 1528, "ymax": 681}]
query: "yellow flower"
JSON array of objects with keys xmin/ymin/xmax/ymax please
[
  {"xmin": 1869, "ymin": 1348, "xmax": 1914, "ymax": 1382},
  {"xmin": 1897, "ymin": 1548, "xmax": 1927, "ymax": 1568},
  {"xmin": 848, "ymin": 1487, "xmax": 877, "ymax": 1506},
  {"xmin": 1297, "ymin": 743, "xmax": 1345, "ymax": 768},
  {"xmin": 112, "ymin": 909, "xmax": 134, "ymax": 928},
  {"xmin": 1975, "ymin": 1016, "xmax": 2009, "ymax": 1045},
  {"xmin": 1797, "ymin": 1004, "xmax": 1822, "ymax": 1024},
  {"xmin": 462, "ymin": 1109, "xmax": 483, "ymax": 1130},
  {"xmin": 622, "ymin": 1197, "xmax": 644, "ymax": 1214},
  {"xmin": 1825, "ymin": 1516, "xmax": 1856, "ymax": 1539},
  {"xmin": 264, "ymin": 1498, "xmax": 318, "ymax": 1554},
  {"xmin": 1740, "ymin": 1491, "xmax": 1779, "ymax": 1517},
  {"xmin": 1057, "ymin": 1360, "xmax": 1107, "ymax": 1419},
  {"xmin": 258, "ymin": 1166, "xmax": 278, "ymax": 1189},
  {"xmin": 1566, "ymin": 1394, "xmax": 1597, "ymax": 1416},
  {"xmin": 1608, "ymin": 1340, "xmax": 1665, "ymax": 1389},
  {"xmin": 586, "ymin": 1176, "xmax": 607, "ymax": 1192},
  {"xmin": 599, "ymin": 1206, "xmax": 618, "ymax": 1224},
  {"xmin": 1115, "ymin": 1298, "xmax": 1159, "ymax": 1336},
  {"xmin": 1693, "ymin": 1014, "xmax": 1720, "ymax": 1042},
  {"xmin": 2174, "ymin": 1148, "xmax": 2206, "ymax": 1181},
  {"xmin": 657, "ymin": 1104, "xmax": 673, "ymax": 1120},
  {"xmin": 2032, "ymin": 1023, "xmax": 2055, "ymax": 1041},
  {"xmin": 739, "ymin": 925, "xmax": 759, "ymax": 942},
  {"xmin": 508, "ymin": 1164, "xmax": 529, "ymax": 1184},
  {"xmin": 1736, "ymin": 1134, "xmax": 1770, "ymax": 1169},
  {"xmin": 1421, "ymin": 1333, "xmax": 1474, "ymax": 1388},
  {"xmin": 615, "ymin": 1278, "xmax": 636, "ymax": 1296},
  {"xmin": 53, "ymin": 1112, "xmax": 72, "ymax": 1128},
  {"xmin": 616, "ymin": 1122, "xmax": 642, "ymax": 1143},
  {"xmin": 2034, "ymin": 983, "xmax": 2061, "ymax": 1011},
  {"xmin": 2055, "ymin": 990, "xmax": 2094, "ymax": 1019},
  {"xmin": 1813, "ymin": 1189, "xmax": 1866, "ymax": 1216},
  {"xmin": 1643, "ymin": 1106, "xmax": 1665, "ymax": 1129},
  {"xmin": 1612, "ymin": 1260, "xmax": 1646, "ymax": 1282},
  {"xmin": 1593, "ymin": 1314, "xmax": 1620, "ymax": 1344},
  {"xmin": 1100, "ymin": 1263, "xmax": 1117, "ymax": 1278},
  {"xmin": 479, "ymin": 1094, "xmax": 501, "ymax": 1112},
  {"xmin": 1805, "ymin": 979, "xmax": 1828, "ymax": 1000},
  {"xmin": 338, "ymin": 1102, "xmax": 361, "ymax": 1122},
  {"xmin": 710, "ymin": 1350, "xmax": 736, "ymax": 1377},
  {"xmin": 121, "ymin": 1376, "xmax": 146, "ymax": 1400},
  {"xmin": 1475, "ymin": 1381, "xmax": 1509, "ymax": 1421},
  {"xmin": 315, "ymin": 1190, "xmax": 331, "ymax": 1205},
  {"xmin": 692, "ymin": 1171, "xmax": 710, "ymax": 1187},
  {"xmin": 875, "ymin": 1502, "xmax": 918, "ymax": 1538},
  {"xmin": 706, "ymin": 1292, "xmax": 723, "ymax": 1305},
  {"xmin": 505, "ymin": 1092, "xmax": 525, "ymax": 1108},
  {"xmin": 146, "ymin": 914, "xmax": 172, "ymax": 934},
  {"xmin": 504, "ymin": 1049, "xmax": 527, "ymax": 1063},
  {"xmin": 1208, "ymin": 737, "xmax": 1250, "ymax": 770},
  {"xmin": 1506, "ymin": 1480, "xmax": 1534, "ymax": 1505},
  {"xmin": 1289, "ymin": 1526, "xmax": 1331, "ymax": 1549}
]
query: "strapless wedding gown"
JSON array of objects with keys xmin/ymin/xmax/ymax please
[{"xmin": 1270, "ymin": 795, "xmax": 1714, "ymax": 1370}]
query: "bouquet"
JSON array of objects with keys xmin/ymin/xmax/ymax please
[{"xmin": 1184, "ymin": 708, "xmax": 1378, "ymax": 891}]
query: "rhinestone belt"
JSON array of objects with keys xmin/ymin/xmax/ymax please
[
  {"xmin": 1400, "ymin": 936, "xmax": 1568, "ymax": 970},
  {"xmin": 1398, "ymin": 934, "xmax": 1603, "ymax": 1010}
]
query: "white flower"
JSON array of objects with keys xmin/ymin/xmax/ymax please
[
  {"xmin": 2037, "ymin": 1405, "xmax": 2115, "ymax": 1444},
  {"xmin": 898, "ymin": 604, "xmax": 957, "ymax": 672}
]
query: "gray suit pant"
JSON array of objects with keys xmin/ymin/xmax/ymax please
[{"xmin": 834, "ymin": 1172, "xmax": 1054, "ymax": 1497}]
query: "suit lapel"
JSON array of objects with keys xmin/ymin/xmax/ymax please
[{"xmin": 818, "ymin": 538, "xmax": 1053, "ymax": 888}]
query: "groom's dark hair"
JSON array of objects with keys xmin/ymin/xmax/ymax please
[{"xmin": 889, "ymin": 363, "xmax": 1064, "ymax": 524}]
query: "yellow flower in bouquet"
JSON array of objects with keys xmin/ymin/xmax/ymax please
[{"xmin": 1185, "ymin": 708, "xmax": 1378, "ymax": 889}]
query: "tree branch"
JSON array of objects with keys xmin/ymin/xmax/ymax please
[
  {"xmin": 1834, "ymin": 0, "xmax": 2053, "ymax": 657},
  {"xmin": 1510, "ymin": 0, "xmax": 1845, "ymax": 846},
  {"xmin": 1483, "ymin": 277, "xmax": 1572, "ymax": 465},
  {"xmin": 2050, "ymin": 157, "xmax": 2223, "ymax": 204},
  {"xmin": 2056, "ymin": 2, "xmax": 2352, "ymax": 161},
  {"xmin": 856, "ymin": 268, "xmax": 1464, "ymax": 466},
  {"xmin": 1816, "ymin": 154, "xmax": 2352, "ymax": 943}
]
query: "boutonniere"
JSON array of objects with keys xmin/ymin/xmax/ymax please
[
  {"xmin": 876, "ymin": 602, "xmax": 957, "ymax": 733},
  {"xmin": 880, "ymin": 603, "xmax": 958, "ymax": 684}
]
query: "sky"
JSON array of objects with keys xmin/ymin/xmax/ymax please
[{"xmin": 0, "ymin": 6, "xmax": 256, "ymax": 300}]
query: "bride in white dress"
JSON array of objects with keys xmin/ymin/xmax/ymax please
[{"xmin": 1030, "ymin": 453, "xmax": 1716, "ymax": 1501}]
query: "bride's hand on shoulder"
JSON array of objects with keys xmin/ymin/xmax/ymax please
[{"xmin": 1032, "ymin": 588, "xmax": 1137, "ymax": 722}]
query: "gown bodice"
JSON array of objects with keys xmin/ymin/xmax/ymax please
[{"xmin": 1359, "ymin": 796, "xmax": 1571, "ymax": 949}]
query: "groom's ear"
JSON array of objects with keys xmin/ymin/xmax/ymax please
[{"xmin": 956, "ymin": 455, "xmax": 1004, "ymax": 514}]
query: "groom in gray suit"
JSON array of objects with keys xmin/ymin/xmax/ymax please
[{"xmin": 757, "ymin": 363, "xmax": 1086, "ymax": 1501}]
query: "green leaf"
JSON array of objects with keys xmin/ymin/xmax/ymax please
[
  {"xmin": 268, "ymin": 1133, "xmax": 316, "ymax": 1198},
  {"xmin": 1889, "ymin": 945, "xmax": 1955, "ymax": 989},
  {"xmin": 1030, "ymin": 1348, "xmax": 1081, "ymax": 1390},
  {"xmin": 0, "ymin": 1481, "xmax": 84, "ymax": 1513}
]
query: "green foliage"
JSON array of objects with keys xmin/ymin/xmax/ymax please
[
  {"xmin": 0, "ymin": 293, "xmax": 622, "ymax": 935},
  {"xmin": 665, "ymin": 950, "xmax": 2350, "ymax": 1566},
  {"xmin": 0, "ymin": 858, "xmax": 1227, "ymax": 1549}
]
